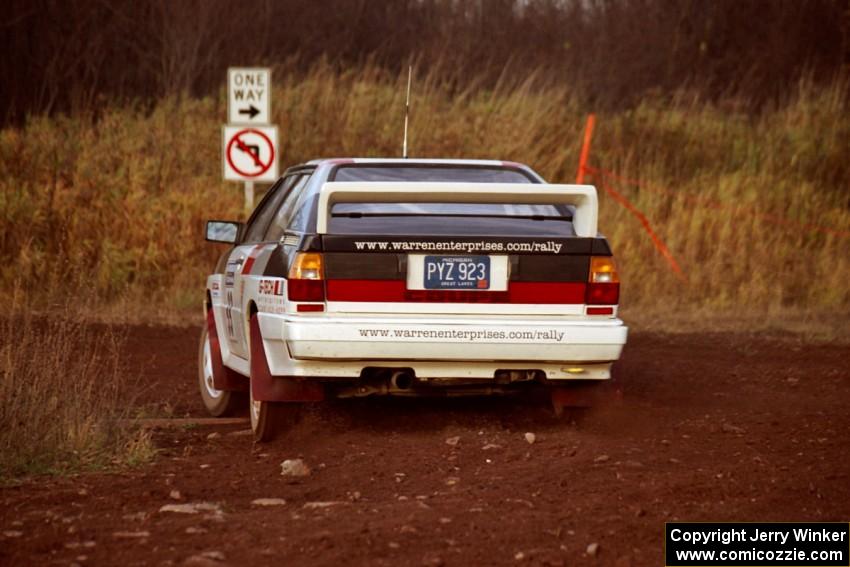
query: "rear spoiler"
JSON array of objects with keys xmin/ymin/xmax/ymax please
[{"xmin": 315, "ymin": 182, "xmax": 598, "ymax": 237}]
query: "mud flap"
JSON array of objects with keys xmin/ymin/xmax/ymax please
[
  {"xmin": 207, "ymin": 309, "xmax": 248, "ymax": 392},
  {"xmin": 550, "ymin": 376, "xmax": 622, "ymax": 417},
  {"xmin": 249, "ymin": 314, "xmax": 325, "ymax": 403}
]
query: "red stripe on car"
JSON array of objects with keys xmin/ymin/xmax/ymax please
[
  {"xmin": 241, "ymin": 244, "xmax": 265, "ymax": 275},
  {"xmin": 325, "ymin": 280, "xmax": 587, "ymax": 304}
]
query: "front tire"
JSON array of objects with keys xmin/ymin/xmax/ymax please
[{"xmin": 198, "ymin": 327, "xmax": 246, "ymax": 417}]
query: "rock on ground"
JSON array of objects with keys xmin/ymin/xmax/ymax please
[
  {"xmin": 280, "ymin": 459, "xmax": 311, "ymax": 477},
  {"xmin": 251, "ymin": 498, "xmax": 287, "ymax": 507}
]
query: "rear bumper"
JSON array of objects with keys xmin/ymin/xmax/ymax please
[{"xmin": 258, "ymin": 313, "xmax": 627, "ymax": 381}]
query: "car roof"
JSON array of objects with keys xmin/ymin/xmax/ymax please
[{"xmin": 303, "ymin": 157, "xmax": 525, "ymax": 167}]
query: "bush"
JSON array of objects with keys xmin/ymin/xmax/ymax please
[{"xmin": 0, "ymin": 291, "xmax": 152, "ymax": 478}]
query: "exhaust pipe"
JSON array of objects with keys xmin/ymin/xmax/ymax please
[{"xmin": 390, "ymin": 370, "xmax": 414, "ymax": 390}]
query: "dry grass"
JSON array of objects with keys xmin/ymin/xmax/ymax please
[
  {"xmin": 0, "ymin": 289, "xmax": 154, "ymax": 479},
  {"xmin": 0, "ymin": 63, "xmax": 848, "ymax": 322},
  {"xmin": 624, "ymin": 306, "xmax": 850, "ymax": 345}
]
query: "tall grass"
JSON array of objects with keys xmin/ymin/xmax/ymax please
[
  {"xmin": 0, "ymin": 63, "xmax": 847, "ymax": 320},
  {"xmin": 0, "ymin": 291, "xmax": 153, "ymax": 478}
]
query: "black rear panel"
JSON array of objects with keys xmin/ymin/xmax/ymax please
[{"xmin": 321, "ymin": 235, "xmax": 611, "ymax": 256}]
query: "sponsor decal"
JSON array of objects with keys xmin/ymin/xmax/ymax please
[
  {"xmin": 257, "ymin": 277, "xmax": 286, "ymax": 314},
  {"xmin": 356, "ymin": 327, "xmax": 566, "ymax": 343},
  {"xmin": 348, "ymin": 239, "xmax": 566, "ymax": 254},
  {"xmin": 323, "ymin": 235, "xmax": 609, "ymax": 256},
  {"xmin": 257, "ymin": 300, "xmax": 286, "ymax": 315},
  {"xmin": 224, "ymin": 258, "xmax": 243, "ymax": 287},
  {"xmin": 258, "ymin": 279, "xmax": 284, "ymax": 296},
  {"xmin": 241, "ymin": 244, "xmax": 266, "ymax": 275}
]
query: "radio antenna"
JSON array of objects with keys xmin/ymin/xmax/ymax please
[{"xmin": 402, "ymin": 65, "xmax": 412, "ymax": 158}]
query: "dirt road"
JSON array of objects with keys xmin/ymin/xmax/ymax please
[{"xmin": 2, "ymin": 325, "xmax": 849, "ymax": 566}]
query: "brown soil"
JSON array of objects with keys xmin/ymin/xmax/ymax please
[{"xmin": 2, "ymin": 325, "xmax": 849, "ymax": 566}]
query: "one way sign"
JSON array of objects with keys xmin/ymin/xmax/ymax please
[{"xmin": 228, "ymin": 67, "xmax": 270, "ymax": 124}]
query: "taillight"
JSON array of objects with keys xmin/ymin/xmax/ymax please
[
  {"xmin": 586, "ymin": 256, "xmax": 620, "ymax": 305},
  {"xmin": 287, "ymin": 253, "xmax": 325, "ymax": 302}
]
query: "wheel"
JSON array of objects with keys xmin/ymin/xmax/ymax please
[
  {"xmin": 249, "ymin": 388, "xmax": 289, "ymax": 442},
  {"xmin": 248, "ymin": 312, "xmax": 301, "ymax": 442},
  {"xmin": 198, "ymin": 326, "xmax": 246, "ymax": 417},
  {"xmin": 249, "ymin": 381, "xmax": 301, "ymax": 442}
]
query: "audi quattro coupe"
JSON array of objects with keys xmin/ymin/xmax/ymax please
[{"xmin": 200, "ymin": 158, "xmax": 628, "ymax": 440}]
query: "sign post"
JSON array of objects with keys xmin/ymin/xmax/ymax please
[
  {"xmin": 223, "ymin": 67, "xmax": 277, "ymax": 213},
  {"xmin": 244, "ymin": 181, "xmax": 254, "ymax": 214}
]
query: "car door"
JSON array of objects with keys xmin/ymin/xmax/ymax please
[
  {"xmin": 220, "ymin": 176, "xmax": 296, "ymax": 359},
  {"xmin": 257, "ymin": 173, "xmax": 314, "ymax": 296}
]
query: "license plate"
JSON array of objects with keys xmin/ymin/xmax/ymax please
[{"xmin": 424, "ymin": 256, "xmax": 491, "ymax": 290}]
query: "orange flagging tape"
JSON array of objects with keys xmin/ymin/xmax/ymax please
[
  {"xmin": 596, "ymin": 178, "xmax": 688, "ymax": 283},
  {"xmin": 576, "ymin": 114, "xmax": 596, "ymax": 184},
  {"xmin": 584, "ymin": 166, "xmax": 850, "ymax": 239}
]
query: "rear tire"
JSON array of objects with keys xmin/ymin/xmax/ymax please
[
  {"xmin": 248, "ymin": 312, "xmax": 301, "ymax": 442},
  {"xmin": 249, "ymin": 385, "xmax": 299, "ymax": 442},
  {"xmin": 198, "ymin": 327, "xmax": 246, "ymax": 417}
]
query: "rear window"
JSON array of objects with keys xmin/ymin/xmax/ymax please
[
  {"xmin": 328, "ymin": 202, "xmax": 575, "ymax": 237},
  {"xmin": 332, "ymin": 165, "xmax": 534, "ymax": 183}
]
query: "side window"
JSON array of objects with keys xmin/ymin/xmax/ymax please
[
  {"xmin": 241, "ymin": 177, "xmax": 295, "ymax": 242},
  {"xmin": 288, "ymin": 191, "xmax": 317, "ymax": 233},
  {"xmin": 264, "ymin": 175, "xmax": 310, "ymax": 240}
]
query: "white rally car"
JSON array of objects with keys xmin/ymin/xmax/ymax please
[{"xmin": 200, "ymin": 158, "xmax": 627, "ymax": 440}]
